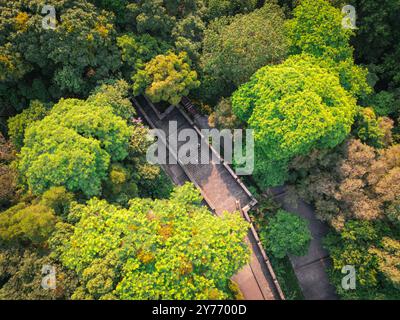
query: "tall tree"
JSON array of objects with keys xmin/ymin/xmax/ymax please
[
  {"xmin": 200, "ymin": 2, "xmax": 287, "ymax": 102},
  {"xmin": 133, "ymin": 51, "xmax": 200, "ymax": 105},
  {"xmin": 52, "ymin": 183, "xmax": 249, "ymax": 300},
  {"xmin": 285, "ymin": 0, "xmax": 371, "ymax": 100},
  {"xmin": 232, "ymin": 54, "xmax": 357, "ymax": 187},
  {"xmin": 0, "ymin": 0, "xmax": 121, "ymax": 113},
  {"xmin": 16, "ymin": 93, "xmax": 132, "ymax": 197}
]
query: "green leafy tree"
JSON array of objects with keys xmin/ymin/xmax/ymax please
[
  {"xmin": 232, "ymin": 54, "xmax": 357, "ymax": 187},
  {"xmin": 52, "ymin": 183, "xmax": 250, "ymax": 300},
  {"xmin": 368, "ymin": 91, "xmax": 400, "ymax": 118},
  {"xmin": 7, "ymin": 100, "xmax": 50, "ymax": 150},
  {"xmin": 87, "ymin": 80, "xmax": 136, "ymax": 121},
  {"xmin": 349, "ymin": 0, "xmax": 400, "ymax": 91},
  {"xmin": 325, "ymin": 221, "xmax": 400, "ymax": 299},
  {"xmin": 353, "ymin": 107, "xmax": 394, "ymax": 148},
  {"xmin": 117, "ymin": 33, "xmax": 171, "ymax": 78},
  {"xmin": 16, "ymin": 91, "xmax": 135, "ymax": 197},
  {"xmin": 324, "ymin": 221, "xmax": 380, "ymax": 298},
  {"xmin": 200, "ymin": 3, "xmax": 287, "ymax": 101},
  {"xmin": 133, "ymin": 51, "xmax": 200, "ymax": 105},
  {"xmin": 262, "ymin": 210, "xmax": 311, "ymax": 259},
  {"xmin": 0, "ymin": 203, "xmax": 57, "ymax": 245},
  {"xmin": 286, "ymin": 0, "xmax": 353, "ymax": 62},
  {"xmin": 0, "ymin": 247, "xmax": 78, "ymax": 300},
  {"xmin": 18, "ymin": 121, "xmax": 109, "ymax": 197},
  {"xmin": 127, "ymin": 0, "xmax": 176, "ymax": 38},
  {"xmin": 208, "ymin": 98, "xmax": 240, "ymax": 129},
  {"xmin": 172, "ymin": 14, "xmax": 205, "ymax": 64},
  {"xmin": 370, "ymin": 237, "xmax": 400, "ymax": 290},
  {"xmin": 0, "ymin": 0, "xmax": 121, "ymax": 112},
  {"xmin": 40, "ymin": 187, "xmax": 75, "ymax": 218},
  {"xmin": 285, "ymin": 0, "xmax": 371, "ymax": 99},
  {"xmin": 204, "ymin": 0, "xmax": 257, "ymax": 20}
]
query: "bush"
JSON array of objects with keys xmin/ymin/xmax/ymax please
[{"xmin": 263, "ymin": 210, "xmax": 311, "ymax": 259}]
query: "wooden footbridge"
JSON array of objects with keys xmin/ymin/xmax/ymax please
[{"xmin": 133, "ymin": 95, "xmax": 284, "ymax": 300}]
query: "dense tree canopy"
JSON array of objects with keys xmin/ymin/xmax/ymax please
[
  {"xmin": 292, "ymin": 139, "xmax": 400, "ymax": 230},
  {"xmin": 200, "ymin": 2, "xmax": 287, "ymax": 102},
  {"xmin": 0, "ymin": 0, "xmax": 121, "ymax": 112},
  {"xmin": 261, "ymin": 210, "xmax": 311, "ymax": 259},
  {"xmin": 1, "ymin": 0, "xmax": 399, "ymax": 302},
  {"xmin": 203, "ymin": 0, "xmax": 257, "ymax": 20},
  {"xmin": 117, "ymin": 33, "xmax": 172, "ymax": 79},
  {"xmin": 7, "ymin": 100, "xmax": 50, "ymax": 150},
  {"xmin": 15, "ymin": 83, "xmax": 134, "ymax": 197},
  {"xmin": 133, "ymin": 51, "xmax": 200, "ymax": 105},
  {"xmin": 232, "ymin": 54, "xmax": 357, "ymax": 187},
  {"xmin": 0, "ymin": 134, "xmax": 17, "ymax": 209},
  {"xmin": 325, "ymin": 220, "xmax": 400, "ymax": 299},
  {"xmin": 0, "ymin": 247, "xmax": 78, "ymax": 300},
  {"xmin": 0, "ymin": 203, "xmax": 57, "ymax": 245},
  {"xmin": 52, "ymin": 183, "xmax": 249, "ymax": 300},
  {"xmin": 286, "ymin": 0, "xmax": 371, "ymax": 100},
  {"xmin": 350, "ymin": 0, "xmax": 400, "ymax": 92}
]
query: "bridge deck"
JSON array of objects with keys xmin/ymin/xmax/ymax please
[{"xmin": 134, "ymin": 96, "xmax": 282, "ymax": 300}]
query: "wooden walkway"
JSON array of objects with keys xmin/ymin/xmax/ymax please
[{"xmin": 134, "ymin": 96, "xmax": 284, "ymax": 300}]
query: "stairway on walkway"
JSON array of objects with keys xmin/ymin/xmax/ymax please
[{"xmin": 134, "ymin": 96, "xmax": 283, "ymax": 300}]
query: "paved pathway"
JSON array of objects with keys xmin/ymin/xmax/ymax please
[
  {"xmin": 270, "ymin": 187, "xmax": 338, "ymax": 300},
  {"xmin": 134, "ymin": 96, "xmax": 283, "ymax": 300}
]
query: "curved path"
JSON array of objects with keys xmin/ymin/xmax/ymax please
[{"xmin": 134, "ymin": 96, "xmax": 284, "ymax": 300}]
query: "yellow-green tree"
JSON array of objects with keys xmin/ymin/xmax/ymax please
[
  {"xmin": 232, "ymin": 54, "xmax": 357, "ymax": 187},
  {"xmin": 285, "ymin": 0, "xmax": 371, "ymax": 99},
  {"xmin": 17, "ymin": 96, "xmax": 132, "ymax": 197},
  {"xmin": 52, "ymin": 183, "xmax": 250, "ymax": 300},
  {"xmin": 133, "ymin": 51, "xmax": 200, "ymax": 105}
]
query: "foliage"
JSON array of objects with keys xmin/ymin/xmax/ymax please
[
  {"xmin": 208, "ymin": 98, "xmax": 240, "ymax": 129},
  {"xmin": 52, "ymin": 183, "xmax": 250, "ymax": 300},
  {"xmin": 368, "ymin": 91, "xmax": 400, "ymax": 118},
  {"xmin": 127, "ymin": 0, "xmax": 176, "ymax": 39},
  {"xmin": 325, "ymin": 221, "xmax": 400, "ymax": 299},
  {"xmin": 0, "ymin": 203, "xmax": 57, "ymax": 245},
  {"xmin": 370, "ymin": 237, "xmax": 400, "ymax": 290},
  {"xmin": 18, "ymin": 121, "xmax": 110, "ymax": 197},
  {"xmin": 137, "ymin": 169, "xmax": 174, "ymax": 200},
  {"xmin": 291, "ymin": 139, "xmax": 400, "ymax": 230},
  {"xmin": 285, "ymin": 0, "xmax": 371, "ymax": 99},
  {"xmin": 102, "ymin": 163, "xmax": 139, "ymax": 207},
  {"xmin": 353, "ymin": 107, "xmax": 393, "ymax": 148},
  {"xmin": 200, "ymin": 3, "xmax": 287, "ymax": 102},
  {"xmin": 40, "ymin": 187, "xmax": 75, "ymax": 218},
  {"xmin": 87, "ymin": 80, "xmax": 136, "ymax": 121},
  {"xmin": 0, "ymin": 134, "xmax": 17, "ymax": 209},
  {"xmin": 172, "ymin": 14, "xmax": 205, "ymax": 64},
  {"xmin": 16, "ymin": 82, "xmax": 137, "ymax": 197},
  {"xmin": 286, "ymin": 0, "xmax": 353, "ymax": 62},
  {"xmin": 261, "ymin": 210, "xmax": 311, "ymax": 259},
  {"xmin": 203, "ymin": 0, "xmax": 257, "ymax": 20},
  {"xmin": 349, "ymin": 0, "xmax": 400, "ymax": 92},
  {"xmin": 0, "ymin": 0, "xmax": 121, "ymax": 111},
  {"xmin": 0, "ymin": 247, "xmax": 78, "ymax": 300},
  {"xmin": 7, "ymin": 100, "xmax": 50, "ymax": 150},
  {"xmin": 133, "ymin": 51, "xmax": 200, "ymax": 105},
  {"xmin": 232, "ymin": 54, "xmax": 357, "ymax": 187},
  {"xmin": 117, "ymin": 33, "xmax": 171, "ymax": 78},
  {"xmin": 0, "ymin": 164, "xmax": 17, "ymax": 210}
]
